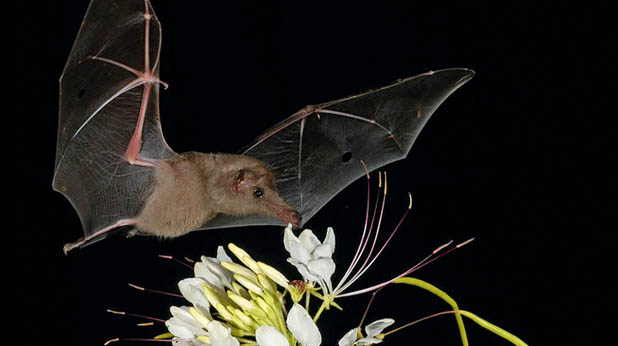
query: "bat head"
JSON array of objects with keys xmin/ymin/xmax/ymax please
[{"xmin": 216, "ymin": 155, "xmax": 301, "ymax": 227}]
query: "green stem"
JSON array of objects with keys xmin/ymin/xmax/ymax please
[
  {"xmin": 313, "ymin": 301, "xmax": 327, "ymax": 322},
  {"xmin": 305, "ymin": 286, "xmax": 311, "ymax": 312},
  {"xmin": 457, "ymin": 310, "xmax": 528, "ymax": 346},
  {"xmin": 393, "ymin": 277, "xmax": 469, "ymax": 346}
]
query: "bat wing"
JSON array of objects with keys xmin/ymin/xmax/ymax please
[
  {"xmin": 203, "ymin": 68, "xmax": 474, "ymax": 229},
  {"xmin": 53, "ymin": 0, "xmax": 174, "ymax": 251}
]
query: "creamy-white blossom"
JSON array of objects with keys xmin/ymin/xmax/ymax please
[
  {"xmin": 338, "ymin": 318, "xmax": 395, "ymax": 346},
  {"xmin": 164, "ymin": 242, "xmax": 323, "ymax": 346}
]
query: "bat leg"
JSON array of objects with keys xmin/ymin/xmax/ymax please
[
  {"xmin": 124, "ymin": 83, "xmax": 155, "ymax": 167},
  {"xmin": 63, "ymin": 218, "xmax": 138, "ymax": 254}
]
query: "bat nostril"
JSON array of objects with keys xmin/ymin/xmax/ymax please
[{"xmin": 341, "ymin": 151, "xmax": 352, "ymax": 163}]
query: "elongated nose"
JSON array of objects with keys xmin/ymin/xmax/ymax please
[{"xmin": 280, "ymin": 209, "xmax": 301, "ymax": 228}]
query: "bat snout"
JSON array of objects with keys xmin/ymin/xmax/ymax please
[{"xmin": 279, "ymin": 209, "xmax": 302, "ymax": 228}]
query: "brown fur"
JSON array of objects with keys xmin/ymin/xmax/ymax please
[{"xmin": 137, "ymin": 152, "xmax": 299, "ymax": 237}]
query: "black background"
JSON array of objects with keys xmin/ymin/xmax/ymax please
[{"xmin": 10, "ymin": 1, "xmax": 615, "ymax": 346}]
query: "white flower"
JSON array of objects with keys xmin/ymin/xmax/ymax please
[
  {"xmin": 165, "ymin": 243, "xmax": 325, "ymax": 346},
  {"xmin": 283, "ymin": 183, "xmax": 450, "ymax": 302},
  {"xmin": 286, "ymin": 304, "xmax": 322, "ymax": 346},
  {"xmin": 338, "ymin": 318, "xmax": 395, "ymax": 346},
  {"xmin": 194, "ymin": 246, "xmax": 235, "ymax": 291},
  {"xmin": 256, "ymin": 326, "xmax": 289, "ymax": 346},
  {"xmin": 208, "ymin": 321, "xmax": 240, "ymax": 346},
  {"xmin": 178, "ymin": 278, "xmax": 212, "ymax": 319},
  {"xmin": 284, "ymin": 225, "xmax": 336, "ymax": 292},
  {"xmin": 165, "ymin": 306, "xmax": 207, "ymax": 341},
  {"xmin": 172, "ymin": 339, "xmax": 202, "ymax": 346}
]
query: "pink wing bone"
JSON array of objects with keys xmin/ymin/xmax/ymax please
[{"xmin": 91, "ymin": 5, "xmax": 167, "ymax": 167}]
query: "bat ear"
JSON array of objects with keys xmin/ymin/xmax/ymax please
[{"xmin": 233, "ymin": 169, "xmax": 257, "ymax": 193}]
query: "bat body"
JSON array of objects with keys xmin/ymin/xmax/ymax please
[
  {"xmin": 54, "ymin": 0, "xmax": 474, "ymax": 253},
  {"xmin": 137, "ymin": 152, "xmax": 300, "ymax": 238}
]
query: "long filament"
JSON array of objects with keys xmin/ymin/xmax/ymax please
[{"xmin": 334, "ymin": 166, "xmax": 374, "ymax": 293}]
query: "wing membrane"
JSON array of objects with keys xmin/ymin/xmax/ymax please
[
  {"xmin": 202, "ymin": 68, "xmax": 474, "ymax": 229},
  {"xmin": 54, "ymin": 0, "xmax": 172, "ymax": 246}
]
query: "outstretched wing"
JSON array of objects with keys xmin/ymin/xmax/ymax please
[
  {"xmin": 53, "ymin": 0, "xmax": 173, "ymax": 250},
  {"xmin": 204, "ymin": 68, "xmax": 474, "ymax": 229}
]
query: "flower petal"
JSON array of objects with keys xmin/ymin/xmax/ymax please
[
  {"xmin": 313, "ymin": 227, "xmax": 336, "ymax": 258},
  {"xmin": 170, "ymin": 306, "xmax": 197, "ymax": 325},
  {"xmin": 256, "ymin": 326, "xmax": 290, "ymax": 346},
  {"xmin": 178, "ymin": 278, "xmax": 212, "ymax": 318},
  {"xmin": 195, "ymin": 256, "xmax": 233, "ymax": 290},
  {"xmin": 287, "ymin": 258, "xmax": 321, "ymax": 282},
  {"xmin": 285, "ymin": 228, "xmax": 312, "ymax": 264},
  {"xmin": 299, "ymin": 229, "xmax": 321, "ymax": 252},
  {"xmin": 166, "ymin": 317, "xmax": 205, "ymax": 339},
  {"xmin": 307, "ymin": 257, "xmax": 335, "ymax": 291},
  {"xmin": 355, "ymin": 337, "xmax": 382, "ymax": 345},
  {"xmin": 287, "ymin": 304, "xmax": 322, "ymax": 346},
  {"xmin": 364, "ymin": 318, "xmax": 395, "ymax": 337},
  {"xmin": 172, "ymin": 338, "xmax": 201, "ymax": 346},
  {"xmin": 338, "ymin": 328, "xmax": 358, "ymax": 346},
  {"xmin": 216, "ymin": 246, "xmax": 233, "ymax": 263},
  {"xmin": 207, "ymin": 321, "xmax": 240, "ymax": 346},
  {"xmin": 283, "ymin": 224, "xmax": 296, "ymax": 253}
]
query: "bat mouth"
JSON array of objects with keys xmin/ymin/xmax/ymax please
[{"xmin": 278, "ymin": 209, "xmax": 302, "ymax": 228}]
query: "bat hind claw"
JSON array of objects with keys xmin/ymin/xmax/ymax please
[{"xmin": 63, "ymin": 240, "xmax": 82, "ymax": 255}]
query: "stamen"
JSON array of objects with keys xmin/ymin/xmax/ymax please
[
  {"xmin": 360, "ymin": 160, "xmax": 369, "ymax": 179},
  {"xmin": 383, "ymin": 171, "xmax": 388, "ymax": 195},
  {"xmin": 184, "ymin": 257, "xmax": 195, "ymax": 263},
  {"xmin": 137, "ymin": 322, "xmax": 154, "ymax": 327},
  {"xmin": 104, "ymin": 337, "xmax": 174, "ymax": 345},
  {"xmin": 336, "ymin": 165, "xmax": 375, "ymax": 292},
  {"xmin": 358, "ymin": 287, "xmax": 385, "ymax": 331},
  {"xmin": 412, "ymin": 240, "xmax": 473, "ymax": 273},
  {"xmin": 338, "ymin": 237, "xmax": 473, "ymax": 297},
  {"xmin": 128, "ymin": 283, "xmax": 183, "ymax": 298},
  {"xmin": 457, "ymin": 237, "xmax": 475, "ymax": 248},
  {"xmin": 343, "ymin": 172, "xmax": 389, "ymax": 290},
  {"xmin": 382, "ymin": 310, "xmax": 459, "ymax": 337},
  {"xmin": 104, "ymin": 338, "xmax": 119, "ymax": 345},
  {"xmin": 433, "ymin": 240, "xmax": 453, "ymax": 254},
  {"xmin": 158, "ymin": 254, "xmax": 194, "ymax": 270},
  {"xmin": 337, "ymin": 190, "xmax": 410, "ymax": 295},
  {"xmin": 106, "ymin": 309, "xmax": 166, "ymax": 323},
  {"xmin": 335, "ymin": 170, "xmax": 384, "ymax": 293}
]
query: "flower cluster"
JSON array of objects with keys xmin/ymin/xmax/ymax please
[
  {"xmin": 106, "ymin": 173, "xmax": 524, "ymax": 346},
  {"xmin": 165, "ymin": 242, "xmax": 321, "ymax": 346},
  {"xmin": 163, "ymin": 224, "xmax": 396, "ymax": 346}
]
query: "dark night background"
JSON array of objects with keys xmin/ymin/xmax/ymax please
[{"xmin": 9, "ymin": 1, "xmax": 615, "ymax": 346}]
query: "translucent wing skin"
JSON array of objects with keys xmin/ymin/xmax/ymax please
[
  {"xmin": 54, "ymin": 0, "xmax": 473, "ymax": 251},
  {"xmin": 203, "ymin": 68, "xmax": 474, "ymax": 229},
  {"xmin": 53, "ymin": 0, "xmax": 173, "ymax": 248}
]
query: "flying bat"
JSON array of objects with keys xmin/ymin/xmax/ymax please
[{"xmin": 53, "ymin": 0, "xmax": 474, "ymax": 253}]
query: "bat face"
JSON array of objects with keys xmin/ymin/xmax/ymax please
[{"xmin": 224, "ymin": 160, "xmax": 301, "ymax": 228}]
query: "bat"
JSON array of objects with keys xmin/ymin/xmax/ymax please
[{"xmin": 53, "ymin": 0, "xmax": 474, "ymax": 253}]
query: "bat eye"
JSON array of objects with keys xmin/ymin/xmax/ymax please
[
  {"xmin": 253, "ymin": 188, "xmax": 264, "ymax": 199},
  {"xmin": 341, "ymin": 151, "xmax": 352, "ymax": 163}
]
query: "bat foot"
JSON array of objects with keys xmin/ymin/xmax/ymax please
[
  {"xmin": 63, "ymin": 219, "xmax": 139, "ymax": 254},
  {"xmin": 63, "ymin": 239, "xmax": 83, "ymax": 255}
]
